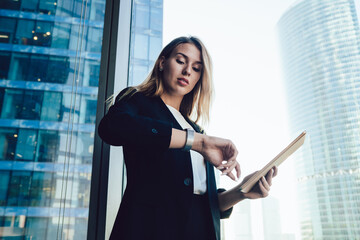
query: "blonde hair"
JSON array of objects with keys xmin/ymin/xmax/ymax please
[{"xmin": 116, "ymin": 36, "xmax": 214, "ymax": 125}]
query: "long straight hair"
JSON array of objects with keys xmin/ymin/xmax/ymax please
[{"xmin": 117, "ymin": 36, "xmax": 214, "ymax": 125}]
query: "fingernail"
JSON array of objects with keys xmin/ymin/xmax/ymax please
[{"xmin": 217, "ymin": 166, "xmax": 224, "ymax": 170}]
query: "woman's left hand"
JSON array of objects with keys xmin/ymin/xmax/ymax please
[{"xmin": 241, "ymin": 166, "xmax": 278, "ymax": 199}]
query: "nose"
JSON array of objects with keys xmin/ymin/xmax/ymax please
[{"xmin": 182, "ymin": 64, "xmax": 191, "ymax": 76}]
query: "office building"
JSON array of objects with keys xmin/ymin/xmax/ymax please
[
  {"xmin": 0, "ymin": 0, "xmax": 162, "ymax": 239},
  {"xmin": 278, "ymin": 0, "xmax": 360, "ymax": 239}
]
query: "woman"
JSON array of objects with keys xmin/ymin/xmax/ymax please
[{"xmin": 98, "ymin": 36, "xmax": 277, "ymax": 240}]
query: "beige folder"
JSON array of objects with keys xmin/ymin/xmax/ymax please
[{"xmin": 238, "ymin": 131, "xmax": 306, "ymax": 193}]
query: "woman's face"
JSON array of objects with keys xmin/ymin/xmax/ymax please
[{"xmin": 160, "ymin": 43, "xmax": 203, "ymax": 98}]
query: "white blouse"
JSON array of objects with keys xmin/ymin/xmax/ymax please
[{"xmin": 166, "ymin": 105, "xmax": 207, "ymax": 194}]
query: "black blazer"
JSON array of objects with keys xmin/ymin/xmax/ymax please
[{"xmin": 98, "ymin": 88, "xmax": 232, "ymax": 240}]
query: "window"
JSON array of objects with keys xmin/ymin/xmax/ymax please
[
  {"xmin": 0, "ymin": 52, "xmax": 11, "ymax": 79},
  {"xmin": 0, "ymin": 128, "xmax": 18, "ymax": 161},
  {"xmin": 36, "ymin": 130, "xmax": 59, "ymax": 163},
  {"xmin": 0, "ymin": 17, "xmax": 16, "ymax": 43},
  {"xmin": 1, "ymin": 89, "xmax": 23, "ymax": 119},
  {"xmin": 7, "ymin": 171, "xmax": 32, "ymax": 206},
  {"xmin": 14, "ymin": 19, "xmax": 35, "ymax": 46},
  {"xmin": 0, "ymin": 171, "xmax": 10, "ymax": 205},
  {"xmin": 41, "ymin": 92, "xmax": 63, "ymax": 121},
  {"xmin": 14, "ymin": 129, "xmax": 37, "ymax": 161}
]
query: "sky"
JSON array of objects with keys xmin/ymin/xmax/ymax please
[{"xmin": 163, "ymin": 0, "xmax": 301, "ymax": 239}]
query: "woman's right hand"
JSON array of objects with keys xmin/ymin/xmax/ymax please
[
  {"xmin": 192, "ymin": 133, "xmax": 241, "ymax": 181},
  {"xmin": 170, "ymin": 129, "xmax": 240, "ymax": 181}
]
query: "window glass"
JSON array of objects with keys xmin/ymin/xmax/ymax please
[
  {"xmin": 133, "ymin": 34, "xmax": 149, "ymax": 59},
  {"xmin": 135, "ymin": 4, "xmax": 150, "ymax": 29},
  {"xmin": 0, "ymin": 0, "xmax": 20, "ymax": 10},
  {"xmin": 0, "ymin": 171, "xmax": 10, "ymax": 205},
  {"xmin": 20, "ymin": 91, "xmax": 44, "ymax": 120},
  {"xmin": 36, "ymin": 130, "xmax": 59, "ymax": 163},
  {"xmin": 87, "ymin": 27, "xmax": 103, "ymax": 52},
  {"xmin": 7, "ymin": 171, "xmax": 32, "ymax": 206},
  {"xmin": 15, "ymin": 129, "xmax": 37, "ymax": 161},
  {"xmin": 0, "ymin": 0, "xmax": 107, "ymax": 238},
  {"xmin": 150, "ymin": 7, "xmax": 162, "ymax": 31},
  {"xmin": 8, "ymin": 53, "xmax": 30, "ymax": 81},
  {"xmin": 149, "ymin": 36, "xmax": 161, "ymax": 61},
  {"xmin": 0, "ymin": 128, "xmax": 18, "ymax": 161},
  {"xmin": 79, "ymin": 95, "xmax": 97, "ymax": 124},
  {"xmin": 89, "ymin": 0, "xmax": 106, "ymax": 21},
  {"xmin": 25, "ymin": 217, "xmax": 48, "ymax": 239},
  {"xmin": 41, "ymin": 92, "xmax": 63, "ymax": 121},
  {"xmin": 54, "ymin": 1, "xmax": 73, "ymax": 17},
  {"xmin": 130, "ymin": 64, "xmax": 148, "ymax": 86},
  {"xmin": 0, "ymin": 17, "xmax": 16, "ymax": 43},
  {"xmin": 33, "ymin": 21, "xmax": 53, "ymax": 47},
  {"xmin": 30, "ymin": 172, "xmax": 54, "ymax": 207},
  {"xmin": 20, "ymin": 0, "xmax": 38, "ymax": 12},
  {"xmin": 76, "ymin": 133, "xmax": 94, "ymax": 165},
  {"xmin": 39, "ymin": 0, "xmax": 57, "ymax": 15},
  {"xmin": 46, "ymin": 56, "xmax": 70, "ymax": 84},
  {"xmin": 1, "ymin": 89, "xmax": 23, "ymax": 119},
  {"xmin": 27, "ymin": 55, "xmax": 49, "ymax": 82},
  {"xmin": 14, "ymin": 19, "xmax": 35, "ymax": 45},
  {"xmin": 52, "ymin": 22, "xmax": 71, "ymax": 49},
  {"xmin": 0, "ymin": 52, "xmax": 11, "ymax": 78},
  {"xmin": 84, "ymin": 59, "xmax": 101, "ymax": 87}
]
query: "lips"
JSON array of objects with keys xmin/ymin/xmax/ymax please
[{"xmin": 177, "ymin": 78, "xmax": 189, "ymax": 86}]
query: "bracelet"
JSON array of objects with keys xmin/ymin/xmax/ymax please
[{"xmin": 182, "ymin": 129, "xmax": 195, "ymax": 152}]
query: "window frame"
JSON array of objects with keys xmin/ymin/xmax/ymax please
[{"xmin": 87, "ymin": 0, "xmax": 132, "ymax": 239}]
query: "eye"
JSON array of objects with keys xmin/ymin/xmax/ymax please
[
  {"xmin": 176, "ymin": 59, "xmax": 184, "ymax": 64},
  {"xmin": 193, "ymin": 67, "xmax": 200, "ymax": 72}
]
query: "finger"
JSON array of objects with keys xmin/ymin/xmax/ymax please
[
  {"xmin": 258, "ymin": 180, "xmax": 269, "ymax": 197},
  {"xmin": 216, "ymin": 165, "xmax": 225, "ymax": 170},
  {"xmin": 221, "ymin": 160, "xmax": 238, "ymax": 175},
  {"xmin": 265, "ymin": 169, "xmax": 273, "ymax": 186},
  {"xmin": 226, "ymin": 171, "xmax": 236, "ymax": 181},
  {"xmin": 221, "ymin": 159, "xmax": 238, "ymax": 169},
  {"xmin": 235, "ymin": 162, "xmax": 241, "ymax": 179},
  {"xmin": 261, "ymin": 176, "xmax": 271, "ymax": 191},
  {"xmin": 223, "ymin": 142, "xmax": 238, "ymax": 163},
  {"xmin": 273, "ymin": 166, "xmax": 278, "ymax": 177}
]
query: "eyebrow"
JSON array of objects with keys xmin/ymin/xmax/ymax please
[{"xmin": 176, "ymin": 52, "xmax": 202, "ymax": 65}]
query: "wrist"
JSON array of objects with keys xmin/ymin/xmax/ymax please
[
  {"xmin": 192, "ymin": 132, "xmax": 205, "ymax": 153},
  {"xmin": 182, "ymin": 129, "xmax": 195, "ymax": 152},
  {"xmin": 237, "ymin": 189, "xmax": 247, "ymax": 200}
]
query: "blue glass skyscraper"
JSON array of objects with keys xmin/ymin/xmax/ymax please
[
  {"xmin": 278, "ymin": 0, "xmax": 360, "ymax": 239},
  {"xmin": 0, "ymin": 0, "xmax": 163, "ymax": 239}
]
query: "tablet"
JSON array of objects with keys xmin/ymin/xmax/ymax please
[{"xmin": 237, "ymin": 131, "xmax": 306, "ymax": 193}]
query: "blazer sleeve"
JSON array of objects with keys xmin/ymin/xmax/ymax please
[
  {"xmin": 217, "ymin": 188, "xmax": 233, "ymax": 219},
  {"xmin": 98, "ymin": 88, "xmax": 173, "ymax": 151}
]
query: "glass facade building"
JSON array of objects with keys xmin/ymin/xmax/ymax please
[
  {"xmin": 278, "ymin": 0, "xmax": 360, "ymax": 239},
  {"xmin": 0, "ymin": 0, "xmax": 163, "ymax": 239},
  {"xmin": 128, "ymin": 0, "xmax": 163, "ymax": 86}
]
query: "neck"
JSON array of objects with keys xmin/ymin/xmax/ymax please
[{"xmin": 160, "ymin": 93, "xmax": 183, "ymax": 111}]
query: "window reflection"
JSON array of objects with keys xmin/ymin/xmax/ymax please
[
  {"xmin": 14, "ymin": 129, "xmax": 37, "ymax": 161},
  {"xmin": 41, "ymin": 92, "xmax": 63, "ymax": 121},
  {"xmin": 8, "ymin": 171, "xmax": 32, "ymax": 206},
  {"xmin": 52, "ymin": 23, "xmax": 71, "ymax": 49},
  {"xmin": 0, "ymin": 129, "xmax": 18, "ymax": 160},
  {"xmin": 14, "ymin": 19, "xmax": 35, "ymax": 45},
  {"xmin": 0, "ymin": 171, "xmax": 10, "ymax": 205},
  {"xmin": 8, "ymin": 53, "xmax": 30, "ymax": 81},
  {"xmin": 134, "ymin": 34, "xmax": 149, "ymax": 60},
  {"xmin": 37, "ymin": 130, "xmax": 59, "ymax": 162},
  {"xmin": 0, "ymin": 17, "xmax": 16, "ymax": 43},
  {"xmin": 1, "ymin": 89, "xmax": 23, "ymax": 119}
]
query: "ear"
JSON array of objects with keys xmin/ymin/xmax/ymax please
[{"xmin": 159, "ymin": 56, "xmax": 165, "ymax": 69}]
